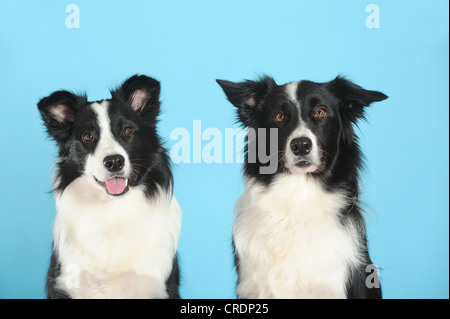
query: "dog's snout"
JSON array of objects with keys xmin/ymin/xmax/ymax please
[
  {"xmin": 290, "ymin": 137, "xmax": 312, "ymax": 156},
  {"xmin": 103, "ymin": 154, "xmax": 125, "ymax": 172}
]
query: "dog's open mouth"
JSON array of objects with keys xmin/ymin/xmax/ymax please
[{"xmin": 94, "ymin": 176, "xmax": 129, "ymax": 196}]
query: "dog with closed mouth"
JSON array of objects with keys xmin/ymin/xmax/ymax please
[
  {"xmin": 217, "ymin": 75, "xmax": 387, "ymax": 299},
  {"xmin": 39, "ymin": 75, "xmax": 181, "ymax": 299}
]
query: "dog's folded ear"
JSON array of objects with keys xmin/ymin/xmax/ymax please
[
  {"xmin": 216, "ymin": 76, "xmax": 276, "ymax": 127},
  {"xmin": 327, "ymin": 76, "xmax": 388, "ymax": 122},
  {"xmin": 38, "ymin": 91, "xmax": 86, "ymax": 143},
  {"xmin": 112, "ymin": 75, "xmax": 161, "ymax": 118}
]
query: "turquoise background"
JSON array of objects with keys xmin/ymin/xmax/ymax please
[{"xmin": 0, "ymin": 0, "xmax": 448, "ymax": 298}]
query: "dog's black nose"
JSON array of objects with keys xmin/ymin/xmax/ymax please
[
  {"xmin": 290, "ymin": 137, "xmax": 312, "ymax": 156},
  {"xmin": 103, "ymin": 155, "xmax": 125, "ymax": 172}
]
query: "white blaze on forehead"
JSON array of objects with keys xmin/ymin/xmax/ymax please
[
  {"xmin": 285, "ymin": 81, "xmax": 307, "ymax": 130},
  {"xmin": 285, "ymin": 81, "xmax": 301, "ymax": 112},
  {"xmin": 91, "ymin": 101, "xmax": 119, "ymax": 155},
  {"xmin": 85, "ymin": 101, "xmax": 131, "ymax": 182},
  {"xmin": 284, "ymin": 81, "xmax": 321, "ymax": 173}
]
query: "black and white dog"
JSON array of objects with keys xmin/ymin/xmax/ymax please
[
  {"xmin": 38, "ymin": 75, "xmax": 181, "ymax": 299},
  {"xmin": 217, "ymin": 76, "xmax": 387, "ymax": 298}
]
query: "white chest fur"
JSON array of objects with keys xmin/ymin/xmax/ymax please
[
  {"xmin": 233, "ymin": 175, "xmax": 362, "ymax": 299},
  {"xmin": 53, "ymin": 176, "xmax": 181, "ymax": 299}
]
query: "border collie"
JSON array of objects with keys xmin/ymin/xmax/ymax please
[
  {"xmin": 217, "ymin": 76, "xmax": 388, "ymax": 299},
  {"xmin": 38, "ymin": 75, "xmax": 181, "ymax": 299}
]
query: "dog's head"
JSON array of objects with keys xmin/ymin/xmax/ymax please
[
  {"xmin": 38, "ymin": 75, "xmax": 164, "ymax": 196},
  {"xmin": 217, "ymin": 76, "xmax": 388, "ymax": 178}
]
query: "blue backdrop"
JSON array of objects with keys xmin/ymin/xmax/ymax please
[{"xmin": 0, "ymin": 0, "xmax": 448, "ymax": 299}]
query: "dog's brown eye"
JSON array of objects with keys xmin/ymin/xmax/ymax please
[
  {"xmin": 314, "ymin": 108, "xmax": 327, "ymax": 119},
  {"xmin": 82, "ymin": 131, "xmax": 94, "ymax": 142},
  {"xmin": 123, "ymin": 127, "xmax": 132, "ymax": 135},
  {"xmin": 275, "ymin": 112, "xmax": 286, "ymax": 123}
]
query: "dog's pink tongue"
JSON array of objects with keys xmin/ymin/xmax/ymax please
[{"xmin": 105, "ymin": 177, "xmax": 127, "ymax": 195}]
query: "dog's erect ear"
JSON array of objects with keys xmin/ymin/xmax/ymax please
[
  {"xmin": 216, "ymin": 76, "xmax": 276, "ymax": 127},
  {"xmin": 327, "ymin": 76, "xmax": 388, "ymax": 122},
  {"xmin": 112, "ymin": 75, "xmax": 161, "ymax": 115},
  {"xmin": 38, "ymin": 91, "xmax": 86, "ymax": 143}
]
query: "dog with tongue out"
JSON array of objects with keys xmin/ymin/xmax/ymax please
[
  {"xmin": 38, "ymin": 75, "xmax": 182, "ymax": 299},
  {"xmin": 105, "ymin": 176, "xmax": 128, "ymax": 196}
]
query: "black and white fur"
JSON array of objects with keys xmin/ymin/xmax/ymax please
[
  {"xmin": 217, "ymin": 76, "xmax": 387, "ymax": 299},
  {"xmin": 39, "ymin": 75, "xmax": 181, "ymax": 299}
]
